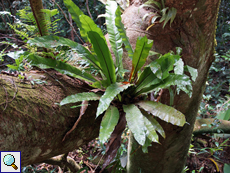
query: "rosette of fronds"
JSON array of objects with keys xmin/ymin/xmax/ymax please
[{"xmin": 26, "ymin": 0, "xmax": 197, "ymax": 169}]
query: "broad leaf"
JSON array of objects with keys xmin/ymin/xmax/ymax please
[
  {"xmin": 27, "ymin": 54, "xmax": 97, "ymax": 82},
  {"xmin": 123, "ymin": 104, "xmax": 146, "ymax": 145},
  {"xmin": 79, "ymin": 14, "xmax": 105, "ymax": 43},
  {"xmin": 142, "ymin": 110, "xmax": 165, "ymax": 138},
  {"xmin": 63, "ymin": 0, "xmax": 86, "ymax": 40},
  {"xmin": 159, "ymin": 7, "xmax": 169, "ymax": 23},
  {"xmin": 28, "ymin": 35, "xmax": 101, "ymax": 70},
  {"xmin": 88, "ymin": 31, "xmax": 116, "ymax": 85},
  {"xmin": 115, "ymin": 7, "xmax": 134, "ymax": 60},
  {"xmin": 137, "ymin": 74, "xmax": 192, "ymax": 97},
  {"xmin": 140, "ymin": 4, "xmax": 159, "ymax": 12},
  {"xmin": 174, "ymin": 58, "xmax": 184, "ymax": 75},
  {"xmin": 149, "ymin": 53, "xmax": 180, "ymax": 79},
  {"xmin": 99, "ymin": 106, "xmax": 120, "ymax": 143},
  {"xmin": 176, "ymin": 47, "xmax": 182, "ymax": 55},
  {"xmin": 129, "ymin": 36, "xmax": 153, "ymax": 82},
  {"xmin": 142, "ymin": 137, "xmax": 152, "ymax": 153},
  {"xmin": 169, "ymin": 7, "xmax": 177, "ymax": 26},
  {"xmin": 162, "ymin": 7, "xmax": 177, "ymax": 28},
  {"xmin": 60, "ymin": 92, "xmax": 101, "ymax": 106},
  {"xmin": 148, "ymin": 61, "xmax": 162, "ymax": 79},
  {"xmin": 97, "ymin": 82, "xmax": 130, "ymax": 117},
  {"xmin": 137, "ymin": 101, "xmax": 186, "ymax": 126},
  {"xmin": 135, "ymin": 67, "xmax": 161, "ymax": 93},
  {"xmin": 216, "ymin": 108, "xmax": 230, "ymax": 121},
  {"xmin": 143, "ymin": 116, "xmax": 159, "ymax": 143},
  {"xmin": 64, "ymin": 0, "xmax": 105, "ymax": 43},
  {"xmin": 224, "ymin": 164, "xmax": 230, "ymax": 173},
  {"xmin": 141, "ymin": 0, "xmax": 161, "ymax": 10},
  {"xmin": 106, "ymin": 1, "xmax": 123, "ymax": 71},
  {"xmin": 185, "ymin": 65, "xmax": 198, "ymax": 82}
]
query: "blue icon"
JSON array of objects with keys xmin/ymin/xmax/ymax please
[{"xmin": 3, "ymin": 154, "xmax": 18, "ymax": 170}]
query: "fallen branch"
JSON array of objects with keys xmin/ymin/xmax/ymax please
[{"xmin": 193, "ymin": 118, "xmax": 230, "ymax": 135}]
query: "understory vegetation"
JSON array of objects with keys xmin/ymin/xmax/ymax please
[{"xmin": 0, "ymin": 0, "xmax": 229, "ymax": 173}]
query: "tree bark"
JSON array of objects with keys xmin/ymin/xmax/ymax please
[
  {"xmin": 28, "ymin": 0, "xmax": 49, "ymax": 36},
  {"xmin": 124, "ymin": 0, "xmax": 220, "ymax": 173},
  {"xmin": 0, "ymin": 71, "xmax": 101, "ymax": 167},
  {"xmin": 194, "ymin": 118, "xmax": 230, "ymax": 135}
]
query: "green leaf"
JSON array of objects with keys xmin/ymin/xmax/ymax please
[
  {"xmin": 174, "ymin": 58, "xmax": 184, "ymax": 75},
  {"xmin": 224, "ymin": 164, "xmax": 230, "ymax": 173},
  {"xmin": 169, "ymin": 7, "xmax": 177, "ymax": 26},
  {"xmin": 97, "ymin": 82, "xmax": 130, "ymax": 117},
  {"xmin": 137, "ymin": 74, "xmax": 192, "ymax": 97},
  {"xmin": 27, "ymin": 54, "xmax": 97, "ymax": 82},
  {"xmin": 149, "ymin": 53, "xmax": 180, "ymax": 79},
  {"xmin": 159, "ymin": 7, "xmax": 168, "ymax": 23},
  {"xmin": 41, "ymin": 9, "xmax": 59, "ymax": 17},
  {"xmin": 123, "ymin": 104, "xmax": 146, "ymax": 145},
  {"xmin": 88, "ymin": 31, "xmax": 116, "ymax": 85},
  {"xmin": 148, "ymin": 61, "xmax": 162, "ymax": 79},
  {"xmin": 135, "ymin": 67, "xmax": 161, "ymax": 93},
  {"xmin": 99, "ymin": 106, "xmax": 120, "ymax": 143},
  {"xmin": 115, "ymin": 7, "xmax": 134, "ymax": 60},
  {"xmin": 106, "ymin": 1, "xmax": 123, "ymax": 71},
  {"xmin": 60, "ymin": 92, "xmax": 101, "ymax": 106},
  {"xmin": 137, "ymin": 101, "xmax": 186, "ymax": 126},
  {"xmin": 64, "ymin": 0, "xmax": 104, "ymax": 43},
  {"xmin": 143, "ymin": 116, "xmax": 159, "ymax": 143},
  {"xmin": 185, "ymin": 65, "xmax": 198, "ymax": 82},
  {"xmin": 7, "ymin": 64, "xmax": 18, "ymax": 70},
  {"xmin": 63, "ymin": 0, "xmax": 85, "ymax": 40},
  {"xmin": 129, "ymin": 36, "xmax": 153, "ymax": 82},
  {"xmin": 162, "ymin": 7, "xmax": 177, "ymax": 28},
  {"xmin": 140, "ymin": 4, "xmax": 159, "ymax": 12},
  {"xmin": 142, "ymin": 137, "xmax": 152, "ymax": 153},
  {"xmin": 79, "ymin": 14, "xmax": 105, "ymax": 43},
  {"xmin": 216, "ymin": 108, "xmax": 230, "ymax": 121},
  {"xmin": 142, "ymin": 0, "xmax": 161, "ymax": 9},
  {"xmin": 28, "ymin": 35, "xmax": 101, "ymax": 70},
  {"xmin": 142, "ymin": 110, "xmax": 165, "ymax": 138},
  {"xmin": 176, "ymin": 47, "xmax": 182, "ymax": 55}
]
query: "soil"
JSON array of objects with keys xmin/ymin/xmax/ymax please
[{"xmin": 186, "ymin": 136, "xmax": 230, "ymax": 173}]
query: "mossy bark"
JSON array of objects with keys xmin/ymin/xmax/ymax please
[
  {"xmin": 0, "ymin": 71, "xmax": 101, "ymax": 167},
  {"xmin": 124, "ymin": 0, "xmax": 220, "ymax": 173},
  {"xmin": 29, "ymin": 0, "xmax": 49, "ymax": 36},
  {"xmin": 194, "ymin": 118, "xmax": 230, "ymax": 135}
]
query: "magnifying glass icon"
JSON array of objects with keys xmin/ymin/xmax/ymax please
[{"xmin": 3, "ymin": 154, "xmax": 18, "ymax": 170}]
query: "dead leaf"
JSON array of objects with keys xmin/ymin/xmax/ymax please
[
  {"xmin": 62, "ymin": 100, "xmax": 88, "ymax": 142},
  {"xmin": 100, "ymin": 113, "xmax": 127, "ymax": 172}
]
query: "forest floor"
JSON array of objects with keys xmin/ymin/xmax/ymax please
[{"xmin": 23, "ymin": 134, "xmax": 230, "ymax": 173}]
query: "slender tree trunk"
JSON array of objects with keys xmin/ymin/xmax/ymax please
[
  {"xmin": 68, "ymin": 12, "xmax": 74, "ymax": 41},
  {"xmin": 124, "ymin": 0, "xmax": 220, "ymax": 172},
  {"xmin": 28, "ymin": 0, "xmax": 49, "ymax": 36}
]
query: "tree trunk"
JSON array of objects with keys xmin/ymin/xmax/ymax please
[
  {"xmin": 124, "ymin": 0, "xmax": 220, "ymax": 172},
  {"xmin": 29, "ymin": 0, "xmax": 49, "ymax": 36},
  {"xmin": 0, "ymin": 71, "xmax": 101, "ymax": 167}
]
